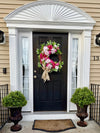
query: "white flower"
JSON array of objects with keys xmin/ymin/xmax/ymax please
[
  {"xmin": 51, "ymin": 48, "xmax": 56, "ymax": 54},
  {"xmin": 47, "ymin": 64, "xmax": 52, "ymax": 69},
  {"xmin": 41, "ymin": 58, "xmax": 45, "ymax": 62},
  {"xmin": 54, "ymin": 45, "xmax": 57, "ymax": 48},
  {"xmin": 43, "ymin": 46, "xmax": 49, "ymax": 51},
  {"xmin": 45, "ymin": 59, "xmax": 51, "ymax": 63},
  {"xmin": 45, "ymin": 50, "xmax": 49, "ymax": 56},
  {"xmin": 55, "ymin": 66, "xmax": 59, "ymax": 70}
]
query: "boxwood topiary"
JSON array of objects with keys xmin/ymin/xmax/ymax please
[
  {"xmin": 2, "ymin": 91, "xmax": 27, "ymax": 107},
  {"xmin": 71, "ymin": 87, "xmax": 95, "ymax": 108}
]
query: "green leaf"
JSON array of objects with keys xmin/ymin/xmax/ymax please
[
  {"xmin": 36, "ymin": 49, "xmax": 40, "ymax": 54},
  {"xmin": 38, "ymin": 62, "xmax": 41, "ymax": 68},
  {"xmin": 41, "ymin": 43, "xmax": 45, "ymax": 49},
  {"xmin": 52, "ymin": 68, "xmax": 58, "ymax": 72},
  {"xmin": 57, "ymin": 49, "xmax": 62, "ymax": 54},
  {"xmin": 71, "ymin": 87, "xmax": 95, "ymax": 108},
  {"xmin": 2, "ymin": 91, "xmax": 27, "ymax": 107}
]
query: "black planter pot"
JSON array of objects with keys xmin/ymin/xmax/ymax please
[
  {"xmin": 76, "ymin": 105, "xmax": 88, "ymax": 127},
  {"xmin": 9, "ymin": 107, "xmax": 22, "ymax": 132}
]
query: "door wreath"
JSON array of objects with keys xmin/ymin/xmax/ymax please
[{"xmin": 36, "ymin": 40, "xmax": 64, "ymax": 82}]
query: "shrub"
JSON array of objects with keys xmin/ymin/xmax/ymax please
[
  {"xmin": 71, "ymin": 87, "xmax": 95, "ymax": 108},
  {"xmin": 2, "ymin": 91, "xmax": 27, "ymax": 107}
]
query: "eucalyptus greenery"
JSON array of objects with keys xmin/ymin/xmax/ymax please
[
  {"xmin": 2, "ymin": 91, "xmax": 27, "ymax": 107},
  {"xmin": 71, "ymin": 87, "xmax": 95, "ymax": 108}
]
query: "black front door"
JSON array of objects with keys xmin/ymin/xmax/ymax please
[{"xmin": 33, "ymin": 32, "xmax": 68, "ymax": 111}]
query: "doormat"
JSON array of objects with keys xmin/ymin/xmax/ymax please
[{"xmin": 32, "ymin": 119, "xmax": 76, "ymax": 132}]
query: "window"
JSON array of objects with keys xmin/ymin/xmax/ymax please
[
  {"xmin": 21, "ymin": 37, "xmax": 29, "ymax": 100},
  {"xmin": 71, "ymin": 38, "xmax": 79, "ymax": 96},
  {"xmin": 19, "ymin": 32, "xmax": 33, "ymax": 112}
]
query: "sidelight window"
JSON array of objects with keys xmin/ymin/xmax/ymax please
[
  {"xmin": 71, "ymin": 37, "xmax": 79, "ymax": 96},
  {"xmin": 21, "ymin": 37, "xmax": 29, "ymax": 100}
]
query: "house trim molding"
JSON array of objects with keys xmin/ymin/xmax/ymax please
[{"xmin": 5, "ymin": 0, "xmax": 95, "ymax": 29}]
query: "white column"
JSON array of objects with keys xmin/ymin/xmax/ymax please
[
  {"xmin": 81, "ymin": 31, "xmax": 91, "ymax": 88},
  {"xmin": 67, "ymin": 33, "xmax": 72, "ymax": 112},
  {"xmin": 9, "ymin": 28, "xmax": 19, "ymax": 91}
]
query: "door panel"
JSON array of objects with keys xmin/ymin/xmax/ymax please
[{"xmin": 33, "ymin": 33, "xmax": 68, "ymax": 111}]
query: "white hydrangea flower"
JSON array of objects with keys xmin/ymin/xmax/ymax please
[
  {"xmin": 55, "ymin": 66, "xmax": 59, "ymax": 70},
  {"xmin": 45, "ymin": 50, "xmax": 49, "ymax": 56},
  {"xmin": 54, "ymin": 45, "xmax": 57, "ymax": 48},
  {"xmin": 45, "ymin": 59, "xmax": 51, "ymax": 63},
  {"xmin": 47, "ymin": 64, "xmax": 52, "ymax": 69},
  {"xmin": 41, "ymin": 58, "xmax": 45, "ymax": 62},
  {"xmin": 51, "ymin": 48, "xmax": 56, "ymax": 54},
  {"xmin": 43, "ymin": 46, "xmax": 49, "ymax": 51}
]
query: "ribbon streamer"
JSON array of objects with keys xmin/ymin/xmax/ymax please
[{"xmin": 42, "ymin": 66, "xmax": 50, "ymax": 82}]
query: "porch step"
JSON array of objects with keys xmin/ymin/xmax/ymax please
[{"xmin": 22, "ymin": 112, "xmax": 78, "ymax": 121}]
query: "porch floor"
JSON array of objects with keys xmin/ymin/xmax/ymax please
[{"xmin": 1, "ymin": 120, "xmax": 100, "ymax": 133}]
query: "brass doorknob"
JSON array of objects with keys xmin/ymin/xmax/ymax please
[
  {"xmin": 34, "ymin": 75, "xmax": 37, "ymax": 79},
  {"xmin": 34, "ymin": 70, "xmax": 36, "ymax": 73}
]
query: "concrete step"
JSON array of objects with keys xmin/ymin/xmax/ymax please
[{"xmin": 22, "ymin": 112, "xmax": 78, "ymax": 121}]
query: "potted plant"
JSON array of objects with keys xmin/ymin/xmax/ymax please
[
  {"xmin": 2, "ymin": 91, "xmax": 27, "ymax": 132},
  {"xmin": 71, "ymin": 87, "xmax": 95, "ymax": 127}
]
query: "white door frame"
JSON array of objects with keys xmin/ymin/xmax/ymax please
[{"xmin": 8, "ymin": 28, "xmax": 92, "ymax": 112}]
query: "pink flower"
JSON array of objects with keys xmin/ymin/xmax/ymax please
[
  {"xmin": 53, "ymin": 63, "xmax": 56, "ymax": 68},
  {"xmin": 46, "ymin": 64, "xmax": 52, "ymax": 69},
  {"xmin": 40, "ymin": 59, "xmax": 42, "ymax": 64},
  {"xmin": 55, "ymin": 49, "xmax": 57, "ymax": 52},
  {"xmin": 50, "ymin": 60, "xmax": 56, "ymax": 68},
  {"xmin": 40, "ymin": 53, "xmax": 43, "ymax": 59},
  {"xmin": 56, "ymin": 63, "xmax": 59, "ymax": 66},
  {"xmin": 50, "ymin": 60, "xmax": 53, "ymax": 63},
  {"xmin": 40, "ymin": 53, "xmax": 48, "ymax": 60},
  {"xmin": 43, "ymin": 54, "xmax": 47, "ymax": 58},
  {"xmin": 48, "ymin": 45, "xmax": 53, "ymax": 50},
  {"xmin": 57, "ymin": 47, "xmax": 59, "ymax": 50},
  {"xmin": 49, "ymin": 51, "xmax": 51, "ymax": 55}
]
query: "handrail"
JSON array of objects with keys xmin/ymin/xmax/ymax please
[
  {"xmin": 0, "ymin": 84, "xmax": 9, "ymax": 130},
  {"xmin": 90, "ymin": 84, "xmax": 100, "ymax": 125}
]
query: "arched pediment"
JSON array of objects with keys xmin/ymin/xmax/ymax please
[{"xmin": 5, "ymin": 0, "xmax": 95, "ymax": 27}]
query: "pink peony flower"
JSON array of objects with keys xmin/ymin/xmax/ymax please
[
  {"xmin": 43, "ymin": 54, "xmax": 47, "ymax": 58},
  {"xmin": 40, "ymin": 53, "xmax": 43, "ymax": 59},
  {"xmin": 49, "ymin": 51, "xmax": 51, "ymax": 55},
  {"xmin": 48, "ymin": 45, "xmax": 53, "ymax": 50},
  {"xmin": 56, "ymin": 63, "xmax": 59, "ymax": 66},
  {"xmin": 50, "ymin": 60, "xmax": 53, "ymax": 63},
  {"xmin": 50, "ymin": 60, "xmax": 56, "ymax": 68},
  {"xmin": 57, "ymin": 47, "xmax": 59, "ymax": 50},
  {"xmin": 40, "ymin": 59, "xmax": 42, "ymax": 64},
  {"xmin": 55, "ymin": 49, "xmax": 57, "ymax": 52}
]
